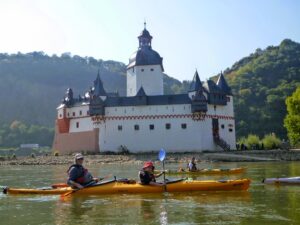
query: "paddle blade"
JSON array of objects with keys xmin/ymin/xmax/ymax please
[{"xmin": 158, "ymin": 148, "xmax": 166, "ymax": 161}]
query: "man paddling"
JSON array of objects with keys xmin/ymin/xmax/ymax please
[
  {"xmin": 139, "ymin": 161, "xmax": 165, "ymax": 186},
  {"xmin": 67, "ymin": 153, "xmax": 99, "ymax": 189}
]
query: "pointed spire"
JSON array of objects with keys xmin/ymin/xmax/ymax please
[
  {"xmin": 216, "ymin": 71, "xmax": 232, "ymax": 95},
  {"xmin": 93, "ymin": 70, "xmax": 106, "ymax": 96},
  {"xmin": 138, "ymin": 22, "xmax": 152, "ymax": 48},
  {"xmin": 136, "ymin": 86, "xmax": 147, "ymax": 97},
  {"xmin": 189, "ymin": 70, "xmax": 202, "ymax": 92}
]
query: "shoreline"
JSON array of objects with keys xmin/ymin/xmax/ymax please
[{"xmin": 1, "ymin": 150, "xmax": 300, "ymax": 166}]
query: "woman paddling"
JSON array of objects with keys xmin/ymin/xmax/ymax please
[
  {"xmin": 67, "ymin": 153, "xmax": 99, "ymax": 189},
  {"xmin": 139, "ymin": 161, "xmax": 165, "ymax": 186}
]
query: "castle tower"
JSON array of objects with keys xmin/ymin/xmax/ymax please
[{"xmin": 126, "ymin": 22, "xmax": 164, "ymax": 96}]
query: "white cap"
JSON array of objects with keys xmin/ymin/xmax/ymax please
[{"xmin": 75, "ymin": 153, "xmax": 84, "ymax": 160}]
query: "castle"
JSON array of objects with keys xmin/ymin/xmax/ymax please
[{"xmin": 52, "ymin": 24, "xmax": 236, "ymax": 154}]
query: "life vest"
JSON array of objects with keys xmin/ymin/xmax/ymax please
[
  {"xmin": 67, "ymin": 164, "xmax": 89, "ymax": 184},
  {"xmin": 139, "ymin": 170, "xmax": 156, "ymax": 184}
]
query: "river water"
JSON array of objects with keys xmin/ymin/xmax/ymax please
[{"xmin": 1, "ymin": 161, "xmax": 300, "ymax": 225}]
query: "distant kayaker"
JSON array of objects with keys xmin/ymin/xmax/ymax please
[
  {"xmin": 188, "ymin": 157, "xmax": 198, "ymax": 171},
  {"xmin": 67, "ymin": 153, "xmax": 99, "ymax": 189},
  {"xmin": 139, "ymin": 161, "xmax": 165, "ymax": 186}
]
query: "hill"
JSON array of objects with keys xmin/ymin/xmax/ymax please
[
  {"xmin": 0, "ymin": 52, "xmax": 181, "ymax": 127},
  {"xmin": 221, "ymin": 39, "xmax": 300, "ymax": 139}
]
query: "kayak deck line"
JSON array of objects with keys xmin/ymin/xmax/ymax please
[
  {"xmin": 4, "ymin": 178, "xmax": 251, "ymax": 195},
  {"xmin": 155, "ymin": 167, "xmax": 246, "ymax": 175}
]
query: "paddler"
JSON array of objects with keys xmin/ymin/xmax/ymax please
[
  {"xmin": 139, "ymin": 161, "xmax": 165, "ymax": 186},
  {"xmin": 187, "ymin": 157, "xmax": 198, "ymax": 172},
  {"xmin": 67, "ymin": 153, "xmax": 99, "ymax": 189}
]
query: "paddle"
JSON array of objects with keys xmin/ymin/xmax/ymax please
[
  {"xmin": 158, "ymin": 148, "xmax": 167, "ymax": 191},
  {"xmin": 60, "ymin": 174, "xmax": 112, "ymax": 198}
]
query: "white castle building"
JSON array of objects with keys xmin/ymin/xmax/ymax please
[{"xmin": 52, "ymin": 24, "xmax": 236, "ymax": 154}]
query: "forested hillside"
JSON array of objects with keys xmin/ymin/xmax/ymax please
[
  {"xmin": 222, "ymin": 39, "xmax": 300, "ymax": 139},
  {"xmin": 0, "ymin": 52, "xmax": 181, "ymax": 127}
]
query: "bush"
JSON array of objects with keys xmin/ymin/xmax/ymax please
[
  {"xmin": 245, "ymin": 134, "xmax": 260, "ymax": 149},
  {"xmin": 11, "ymin": 153, "xmax": 17, "ymax": 160},
  {"xmin": 262, "ymin": 133, "xmax": 281, "ymax": 149}
]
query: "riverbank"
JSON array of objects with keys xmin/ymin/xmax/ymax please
[{"xmin": 1, "ymin": 150, "xmax": 300, "ymax": 166}]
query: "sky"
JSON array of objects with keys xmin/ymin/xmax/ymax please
[{"xmin": 0, "ymin": 0, "xmax": 299, "ymax": 81}]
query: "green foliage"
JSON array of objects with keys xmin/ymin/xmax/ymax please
[
  {"xmin": 284, "ymin": 87, "xmax": 300, "ymax": 147},
  {"xmin": 0, "ymin": 121, "xmax": 53, "ymax": 148},
  {"xmin": 245, "ymin": 134, "xmax": 260, "ymax": 147},
  {"xmin": 221, "ymin": 39, "xmax": 300, "ymax": 139},
  {"xmin": 262, "ymin": 133, "xmax": 281, "ymax": 149}
]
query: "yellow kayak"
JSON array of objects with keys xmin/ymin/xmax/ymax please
[
  {"xmin": 3, "ymin": 178, "xmax": 250, "ymax": 195},
  {"xmin": 155, "ymin": 167, "xmax": 246, "ymax": 175}
]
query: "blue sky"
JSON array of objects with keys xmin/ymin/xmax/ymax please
[{"xmin": 0, "ymin": 0, "xmax": 299, "ymax": 81}]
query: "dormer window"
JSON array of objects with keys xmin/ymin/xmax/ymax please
[
  {"xmin": 141, "ymin": 69, "xmax": 144, "ymax": 72},
  {"xmin": 150, "ymin": 68, "xmax": 154, "ymax": 71}
]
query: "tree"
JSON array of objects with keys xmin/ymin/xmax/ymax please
[{"xmin": 284, "ymin": 87, "xmax": 300, "ymax": 146}]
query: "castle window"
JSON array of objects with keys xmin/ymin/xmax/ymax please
[
  {"xmin": 227, "ymin": 97, "xmax": 230, "ymax": 102},
  {"xmin": 149, "ymin": 124, "xmax": 154, "ymax": 130},
  {"xmin": 229, "ymin": 128, "xmax": 233, "ymax": 132},
  {"xmin": 118, "ymin": 125, "xmax": 122, "ymax": 131},
  {"xmin": 141, "ymin": 69, "xmax": 144, "ymax": 72},
  {"xmin": 181, "ymin": 123, "xmax": 187, "ymax": 129},
  {"xmin": 221, "ymin": 124, "xmax": 225, "ymax": 129},
  {"xmin": 87, "ymin": 110, "xmax": 90, "ymax": 115},
  {"xmin": 134, "ymin": 125, "xmax": 139, "ymax": 130},
  {"xmin": 73, "ymin": 112, "xmax": 75, "ymax": 117},
  {"xmin": 165, "ymin": 123, "xmax": 171, "ymax": 130},
  {"xmin": 76, "ymin": 122, "xmax": 79, "ymax": 128},
  {"xmin": 59, "ymin": 114, "xmax": 62, "ymax": 118},
  {"xmin": 67, "ymin": 112, "xmax": 70, "ymax": 117},
  {"xmin": 150, "ymin": 68, "xmax": 154, "ymax": 71},
  {"xmin": 79, "ymin": 110, "xmax": 82, "ymax": 116}
]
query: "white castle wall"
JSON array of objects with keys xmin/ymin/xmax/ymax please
[
  {"xmin": 89, "ymin": 103, "xmax": 234, "ymax": 152},
  {"xmin": 127, "ymin": 65, "xmax": 163, "ymax": 96}
]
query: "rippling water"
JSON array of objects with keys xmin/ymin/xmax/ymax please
[{"xmin": 1, "ymin": 161, "xmax": 300, "ymax": 225}]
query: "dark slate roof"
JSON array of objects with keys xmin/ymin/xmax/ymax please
[
  {"xmin": 127, "ymin": 25, "xmax": 164, "ymax": 71},
  {"xmin": 104, "ymin": 94, "xmax": 191, "ymax": 107},
  {"xmin": 127, "ymin": 47, "xmax": 164, "ymax": 71},
  {"xmin": 136, "ymin": 86, "xmax": 147, "ymax": 96},
  {"xmin": 139, "ymin": 28, "xmax": 152, "ymax": 40},
  {"xmin": 216, "ymin": 72, "xmax": 232, "ymax": 95},
  {"xmin": 93, "ymin": 72, "xmax": 106, "ymax": 96},
  {"xmin": 203, "ymin": 80, "xmax": 224, "ymax": 94},
  {"xmin": 189, "ymin": 70, "xmax": 202, "ymax": 91}
]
